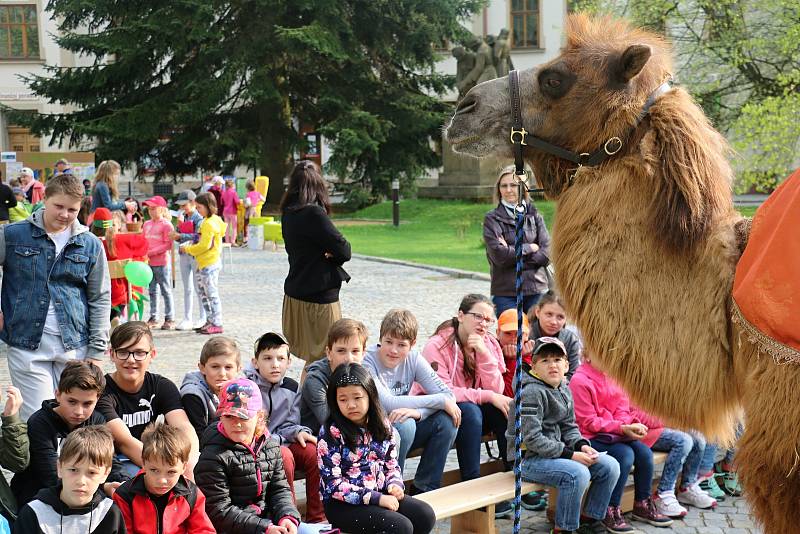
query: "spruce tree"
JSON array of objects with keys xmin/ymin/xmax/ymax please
[{"xmin": 14, "ymin": 0, "xmax": 483, "ymax": 203}]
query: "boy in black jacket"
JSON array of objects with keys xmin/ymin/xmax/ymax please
[
  {"xmin": 15, "ymin": 426, "xmax": 127, "ymax": 533},
  {"xmin": 12, "ymin": 361, "xmax": 128, "ymax": 506}
]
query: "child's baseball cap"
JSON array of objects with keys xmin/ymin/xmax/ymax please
[
  {"xmin": 532, "ymin": 336, "xmax": 567, "ymax": 357},
  {"xmin": 175, "ymin": 190, "xmax": 196, "ymax": 205},
  {"xmin": 497, "ymin": 309, "xmax": 530, "ymax": 334},
  {"xmin": 254, "ymin": 332, "xmax": 290, "ymax": 356},
  {"xmin": 217, "ymin": 378, "xmax": 262, "ymax": 420},
  {"xmin": 143, "ymin": 195, "xmax": 167, "ymax": 208}
]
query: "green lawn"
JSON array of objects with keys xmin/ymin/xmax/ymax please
[
  {"xmin": 334, "ymin": 199, "xmax": 759, "ymax": 274},
  {"xmin": 334, "ymin": 199, "xmax": 555, "ymax": 274}
]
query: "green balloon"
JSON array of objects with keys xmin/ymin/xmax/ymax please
[{"xmin": 124, "ymin": 261, "xmax": 153, "ymax": 287}]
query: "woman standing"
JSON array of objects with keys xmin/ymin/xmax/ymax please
[
  {"xmin": 90, "ymin": 160, "xmax": 132, "ymax": 214},
  {"xmin": 281, "ymin": 160, "xmax": 351, "ymax": 369},
  {"xmin": 483, "ymin": 165, "xmax": 551, "ymax": 315}
]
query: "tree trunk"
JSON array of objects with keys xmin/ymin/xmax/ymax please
[{"xmin": 257, "ymin": 95, "xmax": 294, "ymax": 210}]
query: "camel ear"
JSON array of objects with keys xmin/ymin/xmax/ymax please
[{"xmin": 617, "ymin": 44, "xmax": 651, "ymax": 83}]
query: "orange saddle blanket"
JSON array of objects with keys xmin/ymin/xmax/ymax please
[{"xmin": 733, "ymin": 168, "xmax": 800, "ymax": 363}]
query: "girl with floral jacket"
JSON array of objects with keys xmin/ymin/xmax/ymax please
[{"xmin": 317, "ymin": 363, "xmax": 435, "ymax": 534}]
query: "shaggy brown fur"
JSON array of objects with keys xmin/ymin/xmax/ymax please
[{"xmin": 445, "ymin": 13, "xmax": 799, "ymax": 534}]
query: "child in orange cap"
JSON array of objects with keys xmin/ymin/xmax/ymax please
[{"xmin": 496, "ymin": 308, "xmax": 534, "ymax": 398}]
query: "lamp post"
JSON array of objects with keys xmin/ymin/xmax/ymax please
[{"xmin": 392, "ymin": 179, "xmax": 400, "ymax": 227}]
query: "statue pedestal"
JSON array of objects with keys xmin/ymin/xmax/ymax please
[{"xmin": 418, "ymin": 138, "xmax": 501, "ymax": 201}]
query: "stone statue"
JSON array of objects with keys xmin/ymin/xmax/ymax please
[
  {"xmin": 456, "ymin": 35, "xmax": 498, "ymax": 97},
  {"xmin": 453, "ymin": 46, "xmax": 476, "ymax": 99},
  {"xmin": 493, "ymin": 28, "xmax": 514, "ymax": 77}
]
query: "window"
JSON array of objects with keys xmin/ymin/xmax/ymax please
[
  {"xmin": 0, "ymin": 4, "xmax": 39, "ymax": 59},
  {"xmin": 7, "ymin": 125, "xmax": 40, "ymax": 152},
  {"xmin": 510, "ymin": 0, "xmax": 539, "ymax": 48}
]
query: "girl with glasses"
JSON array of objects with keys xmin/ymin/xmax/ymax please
[{"xmin": 415, "ymin": 294, "xmax": 514, "ymax": 517}]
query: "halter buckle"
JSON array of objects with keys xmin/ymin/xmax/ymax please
[
  {"xmin": 510, "ymin": 128, "xmax": 528, "ymax": 145},
  {"xmin": 604, "ymin": 136, "xmax": 623, "ymax": 155}
]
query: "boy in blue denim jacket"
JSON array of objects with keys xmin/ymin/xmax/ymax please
[
  {"xmin": 506, "ymin": 337, "xmax": 620, "ymax": 534},
  {"xmin": 0, "ymin": 174, "xmax": 111, "ymax": 419}
]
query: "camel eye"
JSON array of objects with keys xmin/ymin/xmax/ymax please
[{"xmin": 546, "ymin": 78, "xmax": 561, "ymax": 88}]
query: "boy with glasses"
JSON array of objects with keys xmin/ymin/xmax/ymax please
[{"xmin": 96, "ymin": 322, "xmax": 199, "ymax": 478}]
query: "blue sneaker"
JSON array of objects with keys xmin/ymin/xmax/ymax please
[
  {"xmin": 521, "ymin": 490, "xmax": 548, "ymax": 511},
  {"xmin": 494, "ymin": 499, "xmax": 512, "ymax": 519}
]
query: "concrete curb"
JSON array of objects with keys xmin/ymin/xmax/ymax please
[{"xmin": 352, "ymin": 253, "xmax": 490, "ymax": 282}]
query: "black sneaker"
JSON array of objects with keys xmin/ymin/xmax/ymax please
[
  {"xmin": 521, "ymin": 490, "xmax": 548, "ymax": 511},
  {"xmin": 494, "ymin": 500, "xmax": 512, "ymax": 519}
]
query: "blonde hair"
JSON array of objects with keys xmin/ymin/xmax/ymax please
[
  {"xmin": 94, "ymin": 160, "xmax": 121, "ymax": 200},
  {"xmin": 379, "ymin": 309, "xmax": 418, "ymax": 342},
  {"xmin": 141, "ymin": 423, "xmax": 191, "ymax": 465},
  {"xmin": 59, "ymin": 426, "xmax": 114, "ymax": 468},
  {"xmin": 200, "ymin": 336, "xmax": 241, "ymax": 366},
  {"xmin": 326, "ymin": 318, "xmax": 368, "ymax": 350}
]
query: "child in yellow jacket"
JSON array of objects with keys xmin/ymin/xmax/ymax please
[{"xmin": 181, "ymin": 192, "xmax": 226, "ymax": 334}]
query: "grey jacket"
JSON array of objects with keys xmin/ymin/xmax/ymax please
[
  {"xmin": 363, "ymin": 344, "xmax": 453, "ymax": 420},
  {"xmin": 506, "ymin": 368, "xmax": 589, "ymax": 460},
  {"xmin": 483, "ymin": 202, "xmax": 550, "ymax": 297},
  {"xmin": 244, "ymin": 367, "xmax": 312, "ymax": 444},
  {"xmin": 299, "ymin": 358, "xmax": 331, "ymax": 434}
]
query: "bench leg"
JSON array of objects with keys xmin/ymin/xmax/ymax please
[{"xmin": 450, "ymin": 506, "xmax": 497, "ymax": 534}]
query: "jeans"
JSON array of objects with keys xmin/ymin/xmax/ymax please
[
  {"xmin": 455, "ymin": 402, "xmax": 508, "ymax": 481},
  {"xmin": 652, "ymin": 428, "xmax": 694, "ymax": 492},
  {"xmin": 196, "ymin": 262, "xmax": 222, "ymax": 326},
  {"xmin": 591, "ymin": 439, "xmax": 654, "ymax": 505},
  {"xmin": 492, "ymin": 294, "xmax": 543, "ymax": 316},
  {"xmin": 698, "ymin": 440, "xmax": 718, "ymax": 476},
  {"xmin": 394, "ymin": 411, "xmax": 458, "ymax": 492},
  {"xmin": 115, "ymin": 454, "xmax": 141, "ymax": 478},
  {"xmin": 521, "ymin": 454, "xmax": 620, "ymax": 531},
  {"xmin": 178, "ymin": 253, "xmax": 206, "ymax": 324},
  {"xmin": 148, "ymin": 264, "xmax": 174, "ymax": 320},
  {"xmin": 8, "ymin": 331, "xmax": 87, "ymax": 420}
]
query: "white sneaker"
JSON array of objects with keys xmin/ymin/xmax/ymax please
[
  {"xmin": 654, "ymin": 490, "xmax": 688, "ymax": 518},
  {"xmin": 194, "ymin": 320, "xmax": 207, "ymax": 329},
  {"xmin": 678, "ymin": 483, "xmax": 717, "ymax": 509},
  {"xmin": 176, "ymin": 319, "xmax": 193, "ymax": 331}
]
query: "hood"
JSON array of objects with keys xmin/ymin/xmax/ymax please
[
  {"xmin": 243, "ymin": 366, "xmax": 284, "ymax": 389},
  {"xmin": 34, "ymin": 482, "xmax": 107, "ymax": 516},
  {"xmin": 29, "ymin": 208, "xmax": 89, "ymax": 236},
  {"xmin": 305, "ymin": 358, "xmax": 331, "ymax": 379},
  {"xmin": 181, "ymin": 370, "xmax": 214, "ymax": 395},
  {"xmin": 204, "ymin": 214, "xmax": 226, "ymax": 235}
]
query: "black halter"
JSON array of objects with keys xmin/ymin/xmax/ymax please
[{"xmin": 508, "ymin": 69, "xmax": 672, "ymax": 189}]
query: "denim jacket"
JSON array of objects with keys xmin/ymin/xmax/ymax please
[{"xmin": 0, "ymin": 210, "xmax": 111, "ymax": 358}]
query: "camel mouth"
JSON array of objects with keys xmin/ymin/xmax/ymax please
[{"xmin": 449, "ymin": 135, "xmax": 484, "ymax": 154}]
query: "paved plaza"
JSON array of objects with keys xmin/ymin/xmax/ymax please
[{"xmin": 0, "ymin": 247, "xmax": 761, "ymax": 533}]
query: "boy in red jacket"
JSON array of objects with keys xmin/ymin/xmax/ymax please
[{"xmin": 113, "ymin": 423, "xmax": 214, "ymax": 534}]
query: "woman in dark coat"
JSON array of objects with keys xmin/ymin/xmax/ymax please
[
  {"xmin": 483, "ymin": 165, "xmax": 551, "ymax": 315},
  {"xmin": 280, "ymin": 161, "xmax": 351, "ymax": 369}
]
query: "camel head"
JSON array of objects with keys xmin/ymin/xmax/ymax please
[
  {"xmin": 446, "ymin": 14, "xmax": 674, "ymax": 198},
  {"xmin": 447, "ymin": 14, "xmax": 734, "ymax": 251}
]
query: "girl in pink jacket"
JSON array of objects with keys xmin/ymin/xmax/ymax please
[
  {"xmin": 570, "ymin": 357, "xmax": 673, "ymax": 531},
  {"xmin": 416, "ymin": 294, "xmax": 511, "ymax": 491}
]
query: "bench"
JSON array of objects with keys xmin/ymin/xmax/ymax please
[{"xmin": 416, "ymin": 471, "xmax": 544, "ymax": 534}]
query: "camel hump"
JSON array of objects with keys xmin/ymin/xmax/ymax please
[{"xmin": 733, "ymin": 169, "xmax": 800, "ymax": 363}]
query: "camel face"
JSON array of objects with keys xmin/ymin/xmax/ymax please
[{"xmin": 446, "ymin": 15, "xmax": 673, "ymax": 198}]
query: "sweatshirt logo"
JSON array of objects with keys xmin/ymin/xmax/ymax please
[{"xmin": 123, "ymin": 394, "xmax": 155, "ymax": 428}]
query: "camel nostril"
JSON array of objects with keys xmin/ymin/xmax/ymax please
[{"xmin": 455, "ymin": 95, "xmax": 477, "ymax": 116}]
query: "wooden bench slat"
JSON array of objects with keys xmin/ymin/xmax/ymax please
[{"xmin": 415, "ymin": 472, "xmax": 544, "ymax": 520}]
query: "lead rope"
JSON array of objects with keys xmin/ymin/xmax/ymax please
[{"xmin": 512, "ymin": 180, "xmax": 525, "ymax": 534}]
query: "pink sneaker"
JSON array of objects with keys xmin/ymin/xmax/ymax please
[{"xmin": 200, "ymin": 324, "xmax": 224, "ymax": 335}]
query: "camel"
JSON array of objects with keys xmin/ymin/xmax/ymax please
[{"xmin": 445, "ymin": 14, "xmax": 799, "ymax": 534}]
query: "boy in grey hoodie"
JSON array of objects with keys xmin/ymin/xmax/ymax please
[
  {"xmin": 245, "ymin": 332, "xmax": 326, "ymax": 523},
  {"xmin": 506, "ymin": 337, "xmax": 619, "ymax": 534},
  {"xmin": 363, "ymin": 309, "xmax": 460, "ymax": 492},
  {"xmin": 180, "ymin": 337, "xmax": 242, "ymax": 440}
]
